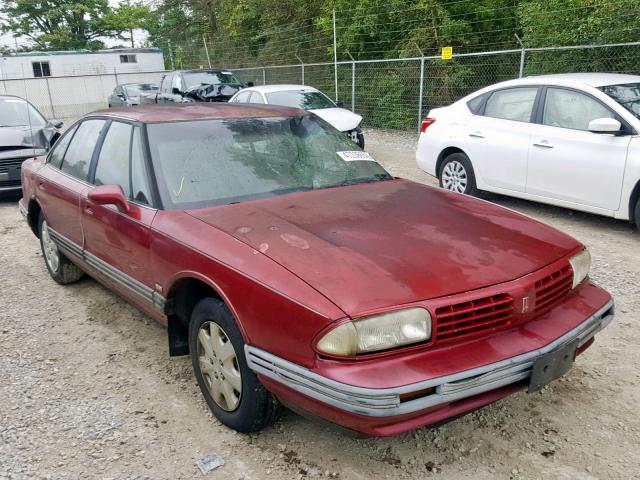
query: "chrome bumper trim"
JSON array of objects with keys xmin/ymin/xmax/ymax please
[{"xmin": 246, "ymin": 299, "xmax": 614, "ymax": 417}]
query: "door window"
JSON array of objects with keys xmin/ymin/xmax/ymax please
[
  {"xmin": 130, "ymin": 127, "xmax": 153, "ymax": 205},
  {"xmin": 48, "ymin": 124, "xmax": 78, "ymax": 169},
  {"xmin": 484, "ymin": 87, "xmax": 538, "ymax": 122},
  {"xmin": 543, "ymin": 88, "xmax": 615, "ymax": 131},
  {"xmin": 94, "ymin": 121, "xmax": 133, "ymax": 197},
  {"xmin": 233, "ymin": 90, "xmax": 251, "ymax": 103},
  {"xmin": 60, "ymin": 119, "xmax": 105, "ymax": 180}
]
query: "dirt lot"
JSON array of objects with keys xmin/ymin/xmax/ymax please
[{"xmin": 1, "ymin": 129, "xmax": 639, "ymax": 480}]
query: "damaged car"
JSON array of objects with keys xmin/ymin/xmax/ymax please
[
  {"xmin": 156, "ymin": 69, "xmax": 249, "ymax": 104},
  {"xmin": 19, "ymin": 104, "xmax": 614, "ymax": 436},
  {"xmin": 1, "ymin": 95, "xmax": 62, "ymax": 193}
]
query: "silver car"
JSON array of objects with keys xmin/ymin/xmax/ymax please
[{"xmin": 108, "ymin": 83, "xmax": 158, "ymax": 107}]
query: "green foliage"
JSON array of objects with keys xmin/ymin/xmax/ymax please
[{"xmin": 0, "ymin": 0, "xmax": 151, "ymax": 50}]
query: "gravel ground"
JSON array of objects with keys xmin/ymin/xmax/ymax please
[{"xmin": 1, "ymin": 128, "xmax": 639, "ymax": 480}]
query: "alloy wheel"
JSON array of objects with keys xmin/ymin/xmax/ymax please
[
  {"xmin": 441, "ymin": 160, "xmax": 468, "ymax": 194},
  {"xmin": 41, "ymin": 220, "xmax": 60, "ymax": 272},
  {"xmin": 197, "ymin": 321, "xmax": 242, "ymax": 411}
]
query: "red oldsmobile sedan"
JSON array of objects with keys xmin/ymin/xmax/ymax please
[{"xmin": 18, "ymin": 104, "xmax": 614, "ymax": 436}]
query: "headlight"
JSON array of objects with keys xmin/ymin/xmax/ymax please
[
  {"xmin": 569, "ymin": 248, "xmax": 591, "ymax": 289},
  {"xmin": 316, "ymin": 308, "xmax": 431, "ymax": 356}
]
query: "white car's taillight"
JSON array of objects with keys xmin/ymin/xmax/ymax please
[
  {"xmin": 421, "ymin": 117, "xmax": 436, "ymax": 133},
  {"xmin": 569, "ymin": 249, "xmax": 591, "ymax": 289}
]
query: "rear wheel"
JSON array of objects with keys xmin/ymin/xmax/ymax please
[
  {"xmin": 439, "ymin": 152, "xmax": 478, "ymax": 195},
  {"xmin": 189, "ymin": 297, "xmax": 282, "ymax": 432},
  {"xmin": 634, "ymin": 198, "xmax": 640, "ymax": 231},
  {"xmin": 38, "ymin": 213, "xmax": 84, "ymax": 284}
]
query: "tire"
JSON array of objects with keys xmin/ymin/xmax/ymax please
[
  {"xmin": 439, "ymin": 152, "xmax": 478, "ymax": 196},
  {"xmin": 357, "ymin": 132, "xmax": 365, "ymax": 149},
  {"xmin": 38, "ymin": 213, "xmax": 84, "ymax": 285},
  {"xmin": 189, "ymin": 297, "xmax": 282, "ymax": 432},
  {"xmin": 634, "ymin": 198, "xmax": 640, "ymax": 231}
]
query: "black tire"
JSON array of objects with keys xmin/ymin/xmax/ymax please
[
  {"xmin": 357, "ymin": 132, "xmax": 365, "ymax": 149},
  {"xmin": 634, "ymin": 198, "xmax": 640, "ymax": 231},
  {"xmin": 189, "ymin": 297, "xmax": 282, "ymax": 432},
  {"xmin": 438, "ymin": 152, "xmax": 478, "ymax": 196},
  {"xmin": 38, "ymin": 213, "xmax": 84, "ymax": 285}
]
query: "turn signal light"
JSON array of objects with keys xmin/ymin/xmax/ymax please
[{"xmin": 421, "ymin": 117, "xmax": 436, "ymax": 133}]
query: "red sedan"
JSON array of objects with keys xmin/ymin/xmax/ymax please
[{"xmin": 18, "ymin": 104, "xmax": 614, "ymax": 436}]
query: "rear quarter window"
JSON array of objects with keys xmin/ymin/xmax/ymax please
[{"xmin": 466, "ymin": 93, "xmax": 487, "ymax": 114}]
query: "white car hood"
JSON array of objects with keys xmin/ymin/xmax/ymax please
[{"xmin": 309, "ymin": 107, "xmax": 362, "ymax": 132}]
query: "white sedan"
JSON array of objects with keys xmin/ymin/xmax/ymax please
[
  {"xmin": 416, "ymin": 73, "xmax": 640, "ymax": 228},
  {"xmin": 229, "ymin": 84, "xmax": 365, "ymax": 148}
]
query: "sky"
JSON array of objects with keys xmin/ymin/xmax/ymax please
[{"xmin": 0, "ymin": 0, "xmax": 148, "ymax": 51}]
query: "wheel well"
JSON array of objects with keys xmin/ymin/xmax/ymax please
[
  {"xmin": 164, "ymin": 277, "xmax": 221, "ymax": 356},
  {"xmin": 436, "ymin": 147, "xmax": 465, "ymax": 178},
  {"xmin": 27, "ymin": 199, "xmax": 42, "ymax": 237},
  {"xmin": 630, "ymin": 180, "xmax": 640, "ymax": 224}
]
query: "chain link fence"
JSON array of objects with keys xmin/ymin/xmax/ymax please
[
  {"xmin": 1, "ymin": 42, "xmax": 638, "ymax": 131},
  {"xmin": 231, "ymin": 42, "xmax": 640, "ymax": 130}
]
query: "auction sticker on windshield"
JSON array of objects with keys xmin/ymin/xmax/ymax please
[{"xmin": 337, "ymin": 151, "xmax": 377, "ymax": 162}]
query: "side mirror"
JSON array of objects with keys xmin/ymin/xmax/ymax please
[
  {"xmin": 88, "ymin": 185, "xmax": 130, "ymax": 213},
  {"xmin": 335, "ymin": 100, "xmax": 344, "ymax": 108},
  {"xmin": 247, "ymin": 81, "xmax": 254, "ymax": 87},
  {"xmin": 172, "ymin": 87, "xmax": 183, "ymax": 95},
  {"xmin": 588, "ymin": 117, "xmax": 622, "ymax": 134},
  {"xmin": 50, "ymin": 119, "xmax": 63, "ymax": 129}
]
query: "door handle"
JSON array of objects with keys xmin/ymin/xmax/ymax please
[
  {"xmin": 533, "ymin": 141, "xmax": 554, "ymax": 149},
  {"xmin": 469, "ymin": 131, "xmax": 485, "ymax": 138}
]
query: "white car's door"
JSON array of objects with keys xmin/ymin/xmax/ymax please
[
  {"xmin": 463, "ymin": 86, "xmax": 539, "ymax": 192},
  {"xmin": 526, "ymin": 87, "xmax": 631, "ymax": 211}
]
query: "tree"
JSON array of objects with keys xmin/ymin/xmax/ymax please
[{"xmin": 0, "ymin": 0, "xmax": 151, "ymax": 51}]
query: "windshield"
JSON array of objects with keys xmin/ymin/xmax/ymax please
[
  {"xmin": 599, "ymin": 83, "xmax": 640, "ymax": 120},
  {"xmin": 183, "ymin": 71, "xmax": 241, "ymax": 90},
  {"xmin": 265, "ymin": 90, "xmax": 336, "ymax": 110},
  {"xmin": 147, "ymin": 115, "xmax": 391, "ymax": 209},
  {"xmin": 125, "ymin": 84, "xmax": 158, "ymax": 96},
  {"xmin": 0, "ymin": 97, "xmax": 47, "ymax": 128}
]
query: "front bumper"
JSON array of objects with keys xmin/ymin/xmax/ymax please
[{"xmin": 247, "ymin": 290, "xmax": 614, "ymax": 434}]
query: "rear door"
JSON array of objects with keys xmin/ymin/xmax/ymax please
[
  {"xmin": 526, "ymin": 87, "xmax": 631, "ymax": 211},
  {"xmin": 463, "ymin": 86, "xmax": 539, "ymax": 192},
  {"xmin": 81, "ymin": 121, "xmax": 158, "ymax": 310},
  {"xmin": 37, "ymin": 119, "xmax": 106, "ymax": 254}
]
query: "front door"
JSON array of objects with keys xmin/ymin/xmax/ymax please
[
  {"xmin": 81, "ymin": 121, "xmax": 159, "ymax": 312},
  {"xmin": 526, "ymin": 87, "xmax": 630, "ymax": 211}
]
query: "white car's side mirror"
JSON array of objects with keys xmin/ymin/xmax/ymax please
[{"xmin": 588, "ymin": 117, "xmax": 622, "ymax": 134}]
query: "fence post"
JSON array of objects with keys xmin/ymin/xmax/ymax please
[
  {"xmin": 262, "ymin": 67, "xmax": 266, "ymax": 85},
  {"xmin": 203, "ymin": 34, "xmax": 212, "ymax": 68},
  {"xmin": 167, "ymin": 40, "xmax": 175, "ymax": 70},
  {"xmin": 515, "ymin": 34, "xmax": 526, "ymax": 78},
  {"xmin": 346, "ymin": 51, "xmax": 355, "ymax": 112},
  {"xmin": 332, "ymin": 9, "xmax": 338, "ymax": 101},
  {"xmin": 415, "ymin": 44, "xmax": 425, "ymax": 132},
  {"xmin": 45, "ymin": 77, "xmax": 56, "ymax": 118},
  {"xmin": 295, "ymin": 54, "xmax": 305, "ymax": 85}
]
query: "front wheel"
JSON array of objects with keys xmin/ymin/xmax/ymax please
[
  {"xmin": 439, "ymin": 152, "xmax": 478, "ymax": 195},
  {"xmin": 39, "ymin": 214, "xmax": 84, "ymax": 284},
  {"xmin": 189, "ymin": 298, "xmax": 282, "ymax": 432}
]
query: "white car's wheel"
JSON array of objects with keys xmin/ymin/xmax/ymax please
[{"xmin": 439, "ymin": 153, "xmax": 478, "ymax": 195}]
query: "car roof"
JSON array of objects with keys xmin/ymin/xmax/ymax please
[
  {"xmin": 0, "ymin": 94, "xmax": 28, "ymax": 101},
  {"xmin": 499, "ymin": 73, "xmax": 640, "ymax": 88},
  {"xmin": 176, "ymin": 69, "xmax": 236, "ymax": 74},
  {"xmin": 243, "ymin": 84, "xmax": 320, "ymax": 94},
  {"xmin": 88, "ymin": 103, "xmax": 309, "ymax": 123}
]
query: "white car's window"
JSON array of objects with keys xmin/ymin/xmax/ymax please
[
  {"xmin": 484, "ymin": 87, "xmax": 538, "ymax": 122},
  {"xmin": 543, "ymin": 88, "xmax": 614, "ymax": 131},
  {"xmin": 233, "ymin": 91, "xmax": 251, "ymax": 103},
  {"xmin": 248, "ymin": 91, "xmax": 266, "ymax": 104}
]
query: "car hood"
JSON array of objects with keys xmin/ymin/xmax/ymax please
[
  {"xmin": 0, "ymin": 125, "xmax": 52, "ymax": 160},
  {"xmin": 309, "ymin": 107, "xmax": 362, "ymax": 132},
  {"xmin": 188, "ymin": 179, "xmax": 581, "ymax": 316}
]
